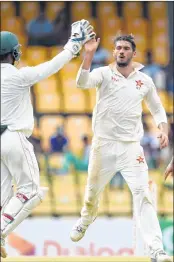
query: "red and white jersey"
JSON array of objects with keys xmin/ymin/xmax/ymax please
[
  {"xmin": 1, "ymin": 50, "xmax": 73, "ymax": 137},
  {"xmin": 76, "ymin": 62, "xmax": 167, "ymax": 142}
]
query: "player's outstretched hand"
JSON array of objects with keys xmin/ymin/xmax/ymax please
[
  {"xmin": 157, "ymin": 131, "xmax": 169, "ymax": 149},
  {"xmin": 164, "ymin": 158, "xmax": 173, "ymax": 181},
  {"xmin": 64, "ymin": 19, "xmax": 96, "ymax": 57},
  {"xmin": 84, "ymin": 38, "xmax": 100, "ymax": 54}
]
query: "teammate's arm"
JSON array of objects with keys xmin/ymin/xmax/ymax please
[
  {"xmin": 19, "ymin": 20, "xmax": 95, "ymax": 86},
  {"xmin": 20, "ymin": 50, "xmax": 74, "ymax": 86},
  {"xmin": 76, "ymin": 38, "xmax": 103, "ymax": 89},
  {"xmin": 82, "ymin": 38, "xmax": 100, "ymax": 70},
  {"xmin": 144, "ymin": 80, "xmax": 169, "ymax": 149}
]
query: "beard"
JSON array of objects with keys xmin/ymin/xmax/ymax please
[{"xmin": 116, "ymin": 56, "xmax": 132, "ymax": 67}]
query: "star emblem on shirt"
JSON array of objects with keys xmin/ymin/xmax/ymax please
[
  {"xmin": 136, "ymin": 80, "xmax": 144, "ymax": 89},
  {"xmin": 136, "ymin": 156, "xmax": 144, "ymax": 164}
]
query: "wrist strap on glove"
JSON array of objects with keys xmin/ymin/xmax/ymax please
[{"xmin": 64, "ymin": 40, "xmax": 81, "ymax": 57}]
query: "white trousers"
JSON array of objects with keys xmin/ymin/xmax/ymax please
[
  {"xmin": 1, "ymin": 130, "xmax": 40, "ymax": 210},
  {"xmin": 80, "ymin": 138, "xmax": 163, "ymax": 256}
]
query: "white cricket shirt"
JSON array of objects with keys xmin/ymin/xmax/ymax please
[
  {"xmin": 76, "ymin": 62, "xmax": 167, "ymax": 142},
  {"xmin": 1, "ymin": 50, "xmax": 73, "ymax": 137}
]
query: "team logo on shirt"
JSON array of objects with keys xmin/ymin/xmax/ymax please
[
  {"xmin": 136, "ymin": 80, "xmax": 144, "ymax": 89},
  {"xmin": 136, "ymin": 156, "xmax": 144, "ymax": 163},
  {"xmin": 112, "ymin": 76, "xmax": 119, "ymax": 82}
]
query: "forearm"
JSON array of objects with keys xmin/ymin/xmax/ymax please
[
  {"xmin": 152, "ymin": 106, "xmax": 168, "ymax": 128},
  {"xmin": 76, "ymin": 38, "xmax": 103, "ymax": 89},
  {"xmin": 76, "ymin": 54, "xmax": 103, "ymax": 89},
  {"xmin": 76, "ymin": 67, "xmax": 90, "ymax": 88},
  {"xmin": 82, "ymin": 52, "xmax": 95, "ymax": 70},
  {"xmin": 21, "ymin": 50, "xmax": 73, "ymax": 86},
  {"xmin": 76, "ymin": 66, "xmax": 103, "ymax": 89},
  {"xmin": 158, "ymin": 122, "xmax": 168, "ymax": 135},
  {"xmin": 37, "ymin": 50, "xmax": 73, "ymax": 78},
  {"xmin": 77, "ymin": 52, "xmax": 95, "ymax": 87},
  {"xmin": 145, "ymin": 81, "xmax": 168, "ymax": 127}
]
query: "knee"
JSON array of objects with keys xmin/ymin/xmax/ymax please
[
  {"xmin": 17, "ymin": 186, "xmax": 48, "ymax": 201},
  {"xmin": 85, "ymin": 196, "xmax": 95, "ymax": 208},
  {"xmin": 132, "ymin": 187, "xmax": 153, "ymax": 204},
  {"xmin": 85, "ymin": 188, "xmax": 98, "ymax": 207},
  {"xmin": 38, "ymin": 187, "xmax": 48, "ymax": 200}
]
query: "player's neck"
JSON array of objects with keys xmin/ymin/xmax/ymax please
[
  {"xmin": 0, "ymin": 59, "xmax": 13, "ymax": 64},
  {"xmin": 1, "ymin": 61, "xmax": 9, "ymax": 64},
  {"xmin": 116, "ymin": 64, "xmax": 134, "ymax": 78}
]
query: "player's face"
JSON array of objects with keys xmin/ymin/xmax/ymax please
[{"xmin": 113, "ymin": 41, "xmax": 136, "ymax": 67}]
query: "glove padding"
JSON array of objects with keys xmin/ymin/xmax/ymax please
[
  {"xmin": 71, "ymin": 19, "xmax": 96, "ymax": 44},
  {"xmin": 64, "ymin": 19, "xmax": 96, "ymax": 56}
]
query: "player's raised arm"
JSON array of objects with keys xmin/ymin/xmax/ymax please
[
  {"xmin": 19, "ymin": 20, "xmax": 95, "ymax": 86},
  {"xmin": 76, "ymin": 38, "xmax": 103, "ymax": 89},
  {"xmin": 144, "ymin": 79, "xmax": 169, "ymax": 149}
]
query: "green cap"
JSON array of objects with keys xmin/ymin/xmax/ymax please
[{"xmin": 0, "ymin": 31, "xmax": 21, "ymax": 61}]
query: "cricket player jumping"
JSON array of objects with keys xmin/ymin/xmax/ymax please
[
  {"xmin": 0, "ymin": 20, "xmax": 95, "ymax": 258},
  {"xmin": 70, "ymin": 35, "xmax": 172, "ymax": 262}
]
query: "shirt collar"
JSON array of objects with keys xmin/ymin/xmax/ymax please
[
  {"xmin": 1, "ymin": 63, "xmax": 15, "ymax": 68},
  {"xmin": 109, "ymin": 62, "xmax": 144, "ymax": 77}
]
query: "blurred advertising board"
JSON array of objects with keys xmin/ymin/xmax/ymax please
[{"xmin": 6, "ymin": 217, "xmax": 173, "ymax": 257}]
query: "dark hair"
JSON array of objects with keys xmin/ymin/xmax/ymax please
[{"xmin": 114, "ymin": 34, "xmax": 136, "ymax": 52}]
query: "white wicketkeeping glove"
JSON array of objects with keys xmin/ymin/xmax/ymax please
[{"xmin": 64, "ymin": 19, "xmax": 96, "ymax": 57}]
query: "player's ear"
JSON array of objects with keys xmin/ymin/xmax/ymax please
[
  {"xmin": 113, "ymin": 48, "xmax": 116, "ymax": 58},
  {"xmin": 133, "ymin": 51, "xmax": 136, "ymax": 58}
]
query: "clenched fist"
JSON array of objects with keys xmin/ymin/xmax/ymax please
[{"xmin": 157, "ymin": 131, "xmax": 169, "ymax": 149}]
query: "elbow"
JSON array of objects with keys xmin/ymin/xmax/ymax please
[
  {"xmin": 76, "ymin": 79, "xmax": 81, "ymax": 88},
  {"xmin": 76, "ymin": 79, "xmax": 86, "ymax": 89},
  {"xmin": 76, "ymin": 83, "xmax": 85, "ymax": 89}
]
